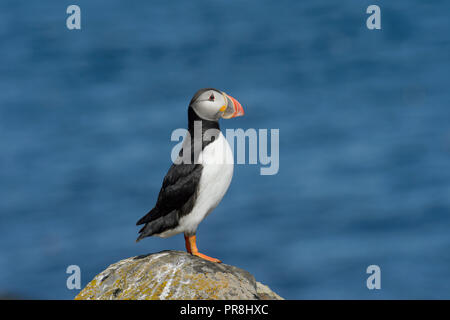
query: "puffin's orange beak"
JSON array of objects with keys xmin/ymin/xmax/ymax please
[{"xmin": 221, "ymin": 93, "xmax": 244, "ymax": 119}]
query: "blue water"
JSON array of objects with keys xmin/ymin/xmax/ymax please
[{"xmin": 0, "ymin": 0, "xmax": 449, "ymax": 299}]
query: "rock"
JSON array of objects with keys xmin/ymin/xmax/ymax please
[{"xmin": 75, "ymin": 250, "xmax": 283, "ymax": 300}]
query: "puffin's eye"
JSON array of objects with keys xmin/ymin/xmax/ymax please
[{"xmin": 209, "ymin": 93, "xmax": 215, "ymax": 101}]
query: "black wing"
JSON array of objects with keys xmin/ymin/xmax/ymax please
[{"xmin": 136, "ymin": 163, "xmax": 203, "ymax": 240}]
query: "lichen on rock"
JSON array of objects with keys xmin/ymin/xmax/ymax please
[{"xmin": 75, "ymin": 250, "xmax": 283, "ymax": 300}]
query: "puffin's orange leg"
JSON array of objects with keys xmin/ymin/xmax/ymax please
[
  {"xmin": 184, "ymin": 234, "xmax": 192, "ymax": 253},
  {"xmin": 184, "ymin": 234, "xmax": 221, "ymax": 263}
]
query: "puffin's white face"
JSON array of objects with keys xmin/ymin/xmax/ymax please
[{"xmin": 190, "ymin": 88, "xmax": 244, "ymax": 121}]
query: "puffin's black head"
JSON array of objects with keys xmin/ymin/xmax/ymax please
[{"xmin": 189, "ymin": 88, "xmax": 244, "ymax": 122}]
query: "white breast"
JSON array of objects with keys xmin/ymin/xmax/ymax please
[{"xmin": 158, "ymin": 132, "xmax": 234, "ymax": 237}]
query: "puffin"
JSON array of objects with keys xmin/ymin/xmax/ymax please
[{"xmin": 136, "ymin": 88, "xmax": 244, "ymax": 263}]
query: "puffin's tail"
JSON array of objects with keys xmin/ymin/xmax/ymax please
[
  {"xmin": 136, "ymin": 207, "xmax": 157, "ymax": 226},
  {"xmin": 136, "ymin": 210, "xmax": 179, "ymax": 242}
]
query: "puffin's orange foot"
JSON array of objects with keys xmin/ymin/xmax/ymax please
[
  {"xmin": 192, "ymin": 252, "xmax": 222, "ymax": 263},
  {"xmin": 184, "ymin": 234, "xmax": 222, "ymax": 263}
]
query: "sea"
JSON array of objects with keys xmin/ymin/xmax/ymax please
[{"xmin": 0, "ymin": 0, "xmax": 449, "ymax": 299}]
